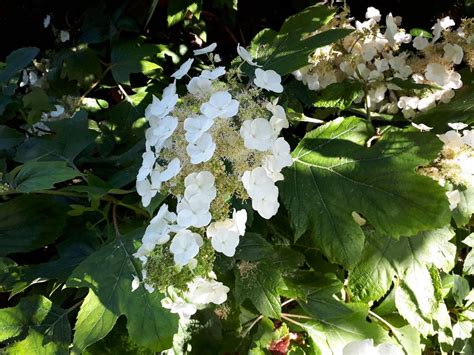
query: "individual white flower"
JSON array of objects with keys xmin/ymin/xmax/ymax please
[
  {"xmin": 242, "ymin": 167, "xmax": 280, "ymax": 219},
  {"xmin": 448, "ymin": 122, "xmax": 468, "ymax": 131},
  {"xmin": 137, "ymin": 150, "xmax": 156, "ymax": 180},
  {"xmin": 438, "ymin": 130, "xmax": 464, "ymax": 149},
  {"xmin": 398, "ymin": 96, "xmax": 419, "ymax": 110},
  {"xmin": 184, "ymin": 115, "xmax": 214, "ymax": 143},
  {"xmin": 462, "ymin": 129, "xmax": 474, "ymax": 147},
  {"xmin": 425, "ymin": 63, "xmax": 450, "ymax": 87},
  {"xmin": 207, "ymin": 221, "xmax": 240, "ymax": 257},
  {"xmin": 365, "ymin": 7, "xmax": 381, "ymax": 22},
  {"xmin": 270, "ymin": 137, "xmax": 293, "ymax": 168},
  {"xmin": 240, "ymin": 118, "xmax": 274, "ymax": 151},
  {"xmin": 254, "ymin": 68, "xmax": 283, "ymax": 93},
  {"xmin": 151, "ymin": 115, "xmax": 178, "ymax": 147},
  {"xmin": 193, "ymin": 42, "xmax": 217, "ymax": 56},
  {"xmin": 369, "ymin": 85, "xmax": 387, "ymax": 104},
  {"xmin": 171, "ymin": 58, "xmax": 194, "ymax": 79},
  {"xmin": 139, "ymin": 204, "xmax": 177, "ymax": 252},
  {"xmin": 231, "ymin": 209, "xmax": 247, "ymax": 236},
  {"xmin": 186, "ymin": 277, "xmax": 230, "ymax": 305},
  {"xmin": 237, "ymin": 44, "xmax": 260, "ymax": 66},
  {"xmin": 169, "ymin": 229, "xmax": 203, "ymax": 266},
  {"xmin": 374, "ymin": 58, "xmax": 389, "ymax": 72},
  {"xmin": 417, "ymin": 95, "xmax": 437, "ymax": 112},
  {"xmin": 161, "ymin": 296, "xmax": 197, "ymax": 320},
  {"xmin": 266, "ymin": 102, "xmax": 289, "ymax": 135},
  {"xmin": 252, "ymin": 193, "xmax": 280, "ymax": 219},
  {"xmin": 432, "ymin": 16, "xmax": 455, "ymax": 42},
  {"xmin": 177, "ymin": 199, "xmax": 212, "ymax": 228},
  {"xmin": 151, "ymin": 158, "xmax": 181, "ymax": 184},
  {"xmin": 186, "ymin": 133, "xmax": 216, "ymax": 164},
  {"xmin": 413, "ymin": 35, "xmax": 429, "ymax": 50},
  {"xmin": 384, "ymin": 13, "xmax": 398, "ymax": 45},
  {"xmin": 438, "ymin": 89, "xmax": 456, "ymax": 103},
  {"xmin": 200, "ymin": 91, "xmax": 239, "ymax": 119},
  {"xmin": 206, "ymin": 209, "xmax": 246, "ymax": 257},
  {"xmin": 446, "ymin": 190, "xmax": 461, "ymax": 210},
  {"xmin": 60, "ymin": 30, "xmax": 70, "ymax": 42},
  {"xmin": 186, "ymin": 77, "xmax": 212, "ymax": 97},
  {"xmin": 262, "ymin": 138, "xmax": 293, "ymax": 182},
  {"xmin": 411, "ymin": 122, "xmax": 433, "ymax": 132},
  {"xmin": 131, "ymin": 275, "xmax": 140, "ymax": 292},
  {"xmin": 355, "ymin": 19, "xmax": 376, "ymax": 31},
  {"xmin": 443, "ymin": 43, "xmax": 464, "ymax": 64},
  {"xmin": 342, "ymin": 339, "xmax": 403, "ymax": 355},
  {"xmin": 394, "ymin": 31, "xmax": 412, "ymax": 44},
  {"xmin": 43, "ymin": 15, "xmax": 51, "ymax": 29},
  {"xmin": 50, "ymin": 105, "xmax": 65, "ymax": 118},
  {"xmin": 145, "ymin": 82, "xmax": 178, "ymax": 120},
  {"xmin": 242, "ymin": 167, "xmax": 276, "ymax": 197},
  {"xmin": 340, "ymin": 62, "xmax": 355, "ymax": 76},
  {"xmin": 136, "ymin": 178, "xmax": 157, "ymax": 207},
  {"xmin": 144, "ymin": 283, "xmax": 155, "ymax": 293},
  {"xmin": 184, "ymin": 171, "xmax": 217, "ymax": 201},
  {"xmin": 361, "ymin": 43, "xmax": 377, "ymax": 62},
  {"xmin": 213, "ymin": 54, "xmax": 221, "ymax": 63},
  {"xmin": 200, "ymin": 66, "xmax": 226, "ymax": 80}
]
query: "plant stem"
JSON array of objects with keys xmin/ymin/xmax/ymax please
[
  {"xmin": 242, "ymin": 315, "xmax": 263, "ymax": 338},
  {"xmin": 368, "ymin": 310, "xmax": 406, "ymax": 353}
]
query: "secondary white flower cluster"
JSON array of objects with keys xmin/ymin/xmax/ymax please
[
  {"xmin": 133, "ymin": 44, "xmax": 292, "ymax": 319},
  {"xmin": 294, "ymin": 7, "xmax": 472, "ymax": 119},
  {"xmin": 435, "ymin": 123, "xmax": 474, "ymax": 210}
]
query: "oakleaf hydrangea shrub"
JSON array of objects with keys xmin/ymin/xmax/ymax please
[
  {"xmin": 134, "ymin": 44, "xmax": 292, "ymax": 319},
  {"xmin": 0, "ymin": 2, "xmax": 473, "ymax": 354}
]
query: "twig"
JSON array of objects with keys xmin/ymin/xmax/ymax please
[
  {"xmin": 241, "ymin": 315, "xmax": 263, "ymax": 338},
  {"xmin": 281, "ymin": 312, "xmax": 312, "ymax": 320},
  {"xmin": 112, "ymin": 203, "xmax": 121, "ymax": 238},
  {"xmin": 281, "ymin": 298, "xmax": 295, "ymax": 307}
]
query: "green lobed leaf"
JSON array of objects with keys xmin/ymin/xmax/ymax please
[
  {"xmin": 13, "ymin": 161, "xmax": 81, "ymax": 193},
  {"xmin": 0, "ymin": 125, "xmax": 24, "ymax": 150},
  {"xmin": 0, "ymin": 47, "xmax": 39, "ymax": 84},
  {"xmin": 66, "ymin": 228, "xmax": 178, "ymax": 353},
  {"xmin": 15, "ymin": 110, "xmax": 98, "ymax": 164},
  {"xmin": 167, "ymin": 0, "xmax": 201, "ymax": 27},
  {"xmin": 63, "ymin": 46, "xmax": 103, "ymax": 86},
  {"xmin": 0, "ymin": 295, "xmax": 71, "ymax": 354},
  {"xmin": 294, "ymin": 296, "xmax": 391, "ymax": 354},
  {"xmin": 394, "ymin": 266, "xmax": 442, "ymax": 336},
  {"xmin": 235, "ymin": 234, "xmax": 304, "ymax": 318},
  {"xmin": 280, "ymin": 117, "xmax": 451, "ymax": 268},
  {"xmin": 453, "ymin": 186, "xmax": 474, "ymax": 227},
  {"xmin": 349, "ymin": 227, "xmax": 456, "ymax": 302},
  {"xmin": 247, "ymin": 4, "xmax": 352, "ymax": 75},
  {"xmin": 111, "ymin": 39, "xmax": 162, "ymax": 84},
  {"xmin": 313, "ymin": 81, "xmax": 363, "ymax": 110},
  {"xmin": 0, "ymin": 195, "xmax": 68, "ymax": 256}
]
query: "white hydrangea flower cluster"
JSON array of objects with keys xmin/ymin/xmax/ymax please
[
  {"xmin": 133, "ymin": 44, "xmax": 293, "ymax": 320},
  {"xmin": 293, "ymin": 6, "xmax": 473, "ymax": 119},
  {"xmin": 419, "ymin": 123, "xmax": 474, "ymax": 211}
]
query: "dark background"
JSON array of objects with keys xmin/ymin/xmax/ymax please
[{"xmin": 0, "ymin": 0, "xmax": 469, "ymax": 59}]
